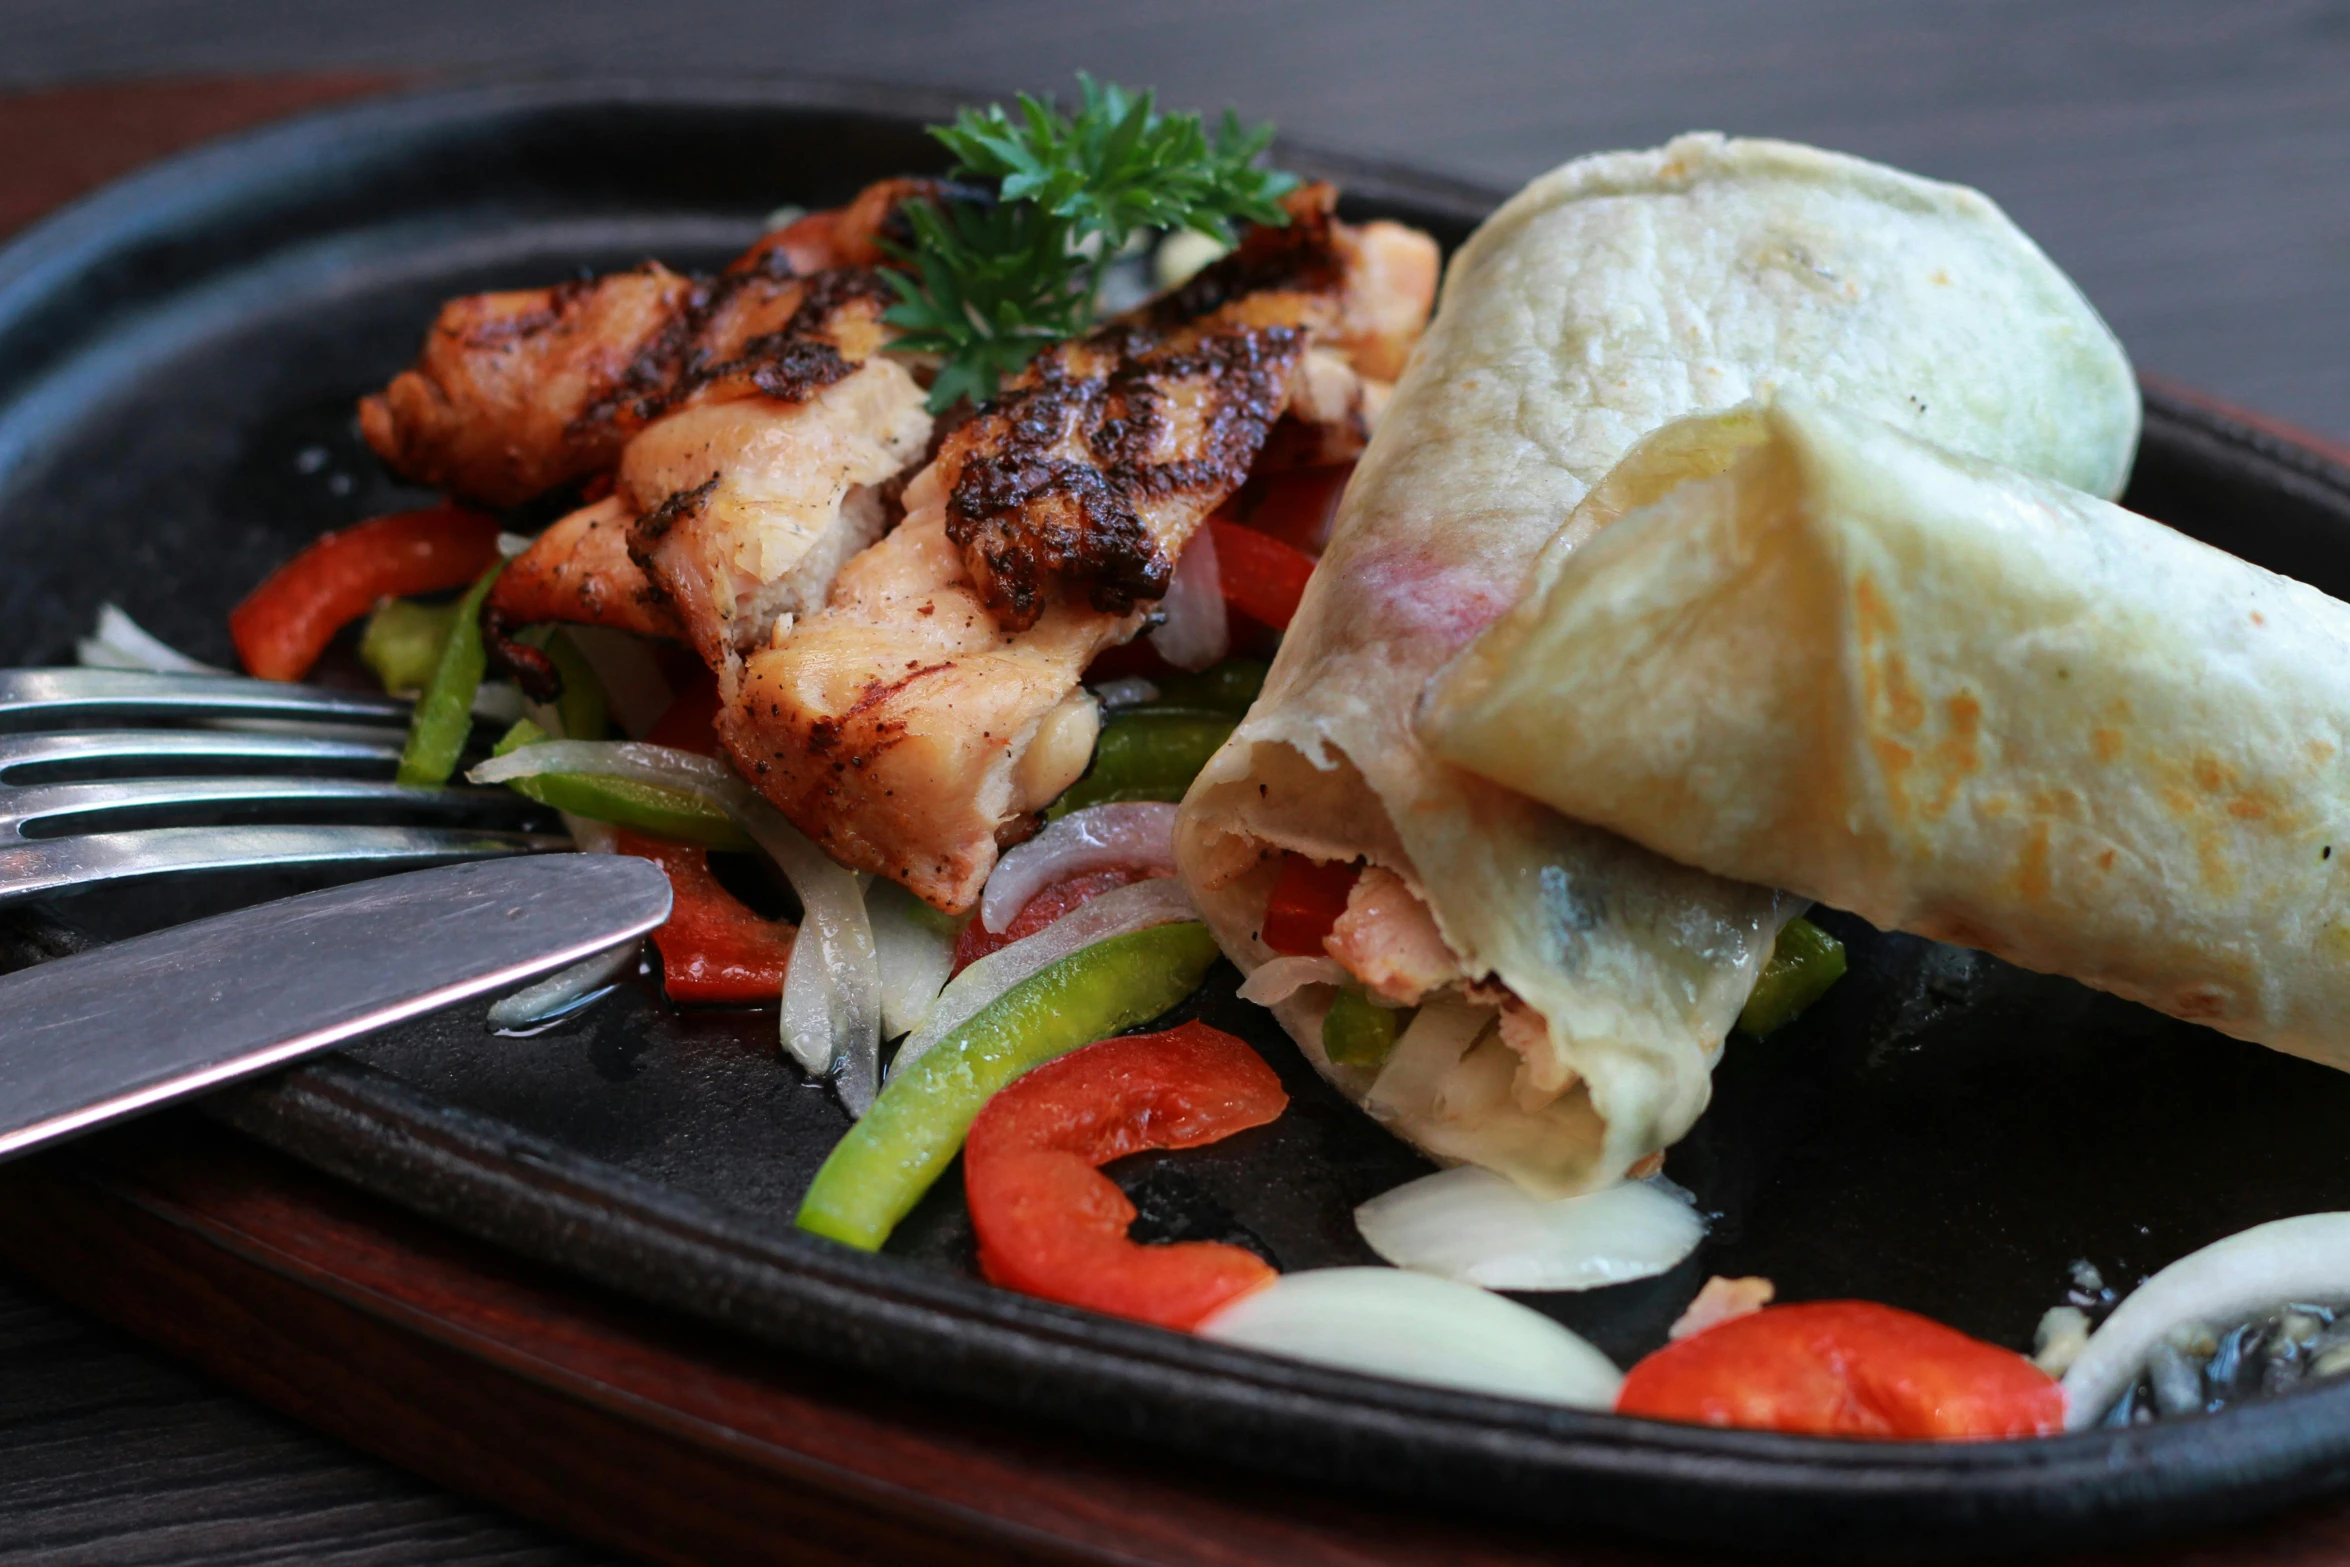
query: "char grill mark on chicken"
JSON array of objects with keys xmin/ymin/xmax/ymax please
[
  {"xmin": 458, "ymin": 193, "xmax": 935, "ymax": 671},
  {"xmin": 358, "ymin": 182, "xmax": 938, "ymax": 512},
  {"xmin": 359, "ymin": 265, "xmax": 699, "ymax": 510},
  {"xmin": 939, "ymin": 183, "xmax": 1361, "ymax": 632},
  {"xmin": 716, "ymin": 184, "xmax": 1443, "ymax": 912}
]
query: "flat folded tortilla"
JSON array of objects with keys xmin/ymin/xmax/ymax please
[
  {"xmin": 1175, "ymin": 133, "xmax": 2142, "ymax": 1196},
  {"xmin": 1426, "ymin": 398, "xmax": 2350, "ymax": 1064}
]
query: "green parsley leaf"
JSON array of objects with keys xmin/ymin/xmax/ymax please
[{"xmin": 885, "ymin": 75, "xmax": 1299, "ymax": 410}]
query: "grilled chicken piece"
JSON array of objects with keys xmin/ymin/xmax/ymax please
[
  {"xmin": 720, "ymin": 464, "xmax": 1125, "ymax": 909},
  {"xmin": 945, "ymin": 291, "xmax": 1316, "ymax": 632},
  {"xmin": 485, "ymin": 260, "xmax": 930, "ymax": 673},
  {"xmin": 729, "ymin": 176, "xmax": 941, "ymax": 276},
  {"xmin": 941, "ymin": 184, "xmax": 1436, "ymax": 629},
  {"xmin": 489, "ymin": 495, "xmax": 682, "ymax": 641},
  {"xmin": 719, "ymin": 187, "xmax": 1441, "ymax": 910},
  {"xmin": 623, "ymin": 361, "xmax": 931, "ymax": 670},
  {"xmin": 360, "ymin": 265, "xmax": 699, "ymax": 509},
  {"xmin": 359, "ymin": 181, "xmax": 935, "ymax": 510},
  {"xmin": 1324, "ymin": 866, "xmax": 1463, "ymax": 1006}
]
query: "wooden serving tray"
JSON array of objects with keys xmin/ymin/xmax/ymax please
[{"xmin": 0, "ymin": 1116, "xmax": 2343, "ymax": 1566}]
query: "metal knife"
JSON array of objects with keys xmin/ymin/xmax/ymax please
[{"xmin": 0, "ymin": 855, "xmax": 672, "ymax": 1162}]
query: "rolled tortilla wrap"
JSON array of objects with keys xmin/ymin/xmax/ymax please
[
  {"xmin": 1176, "ymin": 133, "xmax": 2142, "ymax": 1196},
  {"xmin": 1426, "ymin": 397, "xmax": 2350, "ymax": 1063}
]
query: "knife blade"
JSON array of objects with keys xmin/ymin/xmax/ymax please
[{"xmin": 0, "ymin": 854, "xmax": 671, "ymax": 1162}]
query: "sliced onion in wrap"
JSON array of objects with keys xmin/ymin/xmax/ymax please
[
  {"xmin": 1236, "ymin": 955, "xmax": 1352, "ymax": 1006},
  {"xmin": 1176, "ymin": 133, "xmax": 2141, "ymax": 1196},
  {"xmin": 1427, "ymin": 396, "xmax": 2350, "ymax": 1066}
]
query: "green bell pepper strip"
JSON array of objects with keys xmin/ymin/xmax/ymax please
[
  {"xmin": 795, "ymin": 920, "xmax": 1222, "ymax": 1251},
  {"xmin": 516, "ymin": 625, "xmax": 609, "ymax": 741},
  {"xmin": 395, "ymin": 563, "xmax": 502, "ymax": 786},
  {"xmin": 1049, "ymin": 711, "xmax": 1237, "ymax": 818},
  {"xmin": 1145, "ymin": 658, "xmax": 1267, "ymax": 714},
  {"xmin": 1321, "ymin": 987, "xmax": 1400, "ymax": 1068},
  {"xmin": 359, "ymin": 597, "xmax": 459, "ymax": 694},
  {"xmin": 1737, "ymin": 916, "xmax": 1848, "ymax": 1038},
  {"xmin": 488, "ymin": 720, "xmax": 755, "ymax": 850}
]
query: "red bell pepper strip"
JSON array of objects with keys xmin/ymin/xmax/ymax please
[
  {"xmin": 1261, "ymin": 853, "xmax": 1359, "ymax": 956},
  {"xmin": 1615, "ymin": 1301, "xmax": 2065, "ymax": 1439},
  {"xmin": 645, "ymin": 668, "xmax": 725, "ymax": 756},
  {"xmin": 964, "ymin": 1021, "xmax": 1287, "ymax": 1330},
  {"xmin": 1232, "ymin": 463, "xmax": 1353, "ymax": 555},
  {"xmin": 613, "ymin": 829, "xmax": 796, "ymax": 1005},
  {"xmin": 1208, "ymin": 519, "xmax": 1318, "ymax": 631},
  {"xmin": 952, "ymin": 866, "xmax": 1165, "ymax": 975},
  {"xmin": 230, "ymin": 505, "xmax": 503, "ymax": 681}
]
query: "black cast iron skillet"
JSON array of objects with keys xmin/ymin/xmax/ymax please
[{"xmin": 2, "ymin": 78, "xmax": 2349, "ymax": 1560}]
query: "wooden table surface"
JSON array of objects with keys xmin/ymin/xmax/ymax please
[{"xmin": 0, "ymin": 8, "xmax": 2345, "ymax": 1559}]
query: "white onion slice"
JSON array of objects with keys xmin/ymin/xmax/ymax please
[
  {"xmin": 888, "ymin": 876, "xmax": 1197, "ymax": 1080},
  {"xmin": 1236, "ymin": 955, "xmax": 1351, "ymax": 1006},
  {"xmin": 469, "ymin": 739, "xmax": 738, "ymax": 793},
  {"xmin": 1148, "ymin": 525, "xmax": 1228, "ymax": 671},
  {"xmin": 2061, "ymin": 1212, "xmax": 2350, "ymax": 1429},
  {"xmin": 561, "ymin": 625, "xmax": 674, "ymax": 738},
  {"xmin": 77, "ymin": 603, "xmax": 226, "ymax": 674},
  {"xmin": 472, "ymin": 681, "xmax": 528, "ymax": 722},
  {"xmin": 980, "ymin": 802, "xmax": 1179, "ymax": 933},
  {"xmin": 867, "ymin": 877, "xmax": 958, "ymax": 1040},
  {"xmin": 486, "ymin": 940, "xmax": 640, "ymax": 1032},
  {"xmin": 559, "ymin": 812, "xmax": 619, "ymax": 855},
  {"xmin": 1362, "ymin": 997, "xmax": 1493, "ymax": 1115},
  {"xmin": 1196, "ymin": 1268, "xmax": 1622, "ymax": 1409},
  {"xmin": 1353, "ymin": 1167, "xmax": 1704, "ymax": 1292},
  {"xmin": 736, "ymin": 799, "xmax": 879, "ymax": 1108},
  {"xmin": 496, "ymin": 530, "xmax": 535, "ymax": 558},
  {"xmin": 467, "ymin": 738, "xmax": 879, "ymax": 1109}
]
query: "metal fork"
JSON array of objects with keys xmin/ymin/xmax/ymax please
[{"xmin": 0, "ymin": 668, "xmax": 561, "ymax": 903}]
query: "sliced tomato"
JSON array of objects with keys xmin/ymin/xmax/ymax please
[
  {"xmin": 230, "ymin": 504, "xmax": 503, "ymax": 681},
  {"xmin": 951, "ymin": 866, "xmax": 1165, "ymax": 975},
  {"xmin": 1208, "ymin": 519, "xmax": 1318, "ymax": 631},
  {"xmin": 964, "ymin": 1021, "xmax": 1287, "ymax": 1330},
  {"xmin": 1261, "ymin": 853, "xmax": 1359, "ymax": 956},
  {"xmin": 614, "ymin": 829, "xmax": 796, "ymax": 1005},
  {"xmin": 1616, "ymin": 1301, "xmax": 2065, "ymax": 1439}
]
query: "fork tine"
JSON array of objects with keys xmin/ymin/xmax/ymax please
[
  {"xmin": 0, "ymin": 669, "xmax": 411, "ymax": 727},
  {"xmin": 0, "ymin": 778, "xmax": 534, "ymax": 836},
  {"xmin": 0, "ymin": 826, "xmax": 564, "ymax": 904},
  {"xmin": 0, "ymin": 729, "xmax": 407, "ymax": 775}
]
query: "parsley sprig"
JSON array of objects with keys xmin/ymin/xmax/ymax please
[{"xmin": 882, "ymin": 75, "xmax": 1299, "ymax": 410}]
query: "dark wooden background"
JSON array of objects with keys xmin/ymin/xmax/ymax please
[{"xmin": 0, "ymin": 2, "xmax": 2346, "ymax": 1560}]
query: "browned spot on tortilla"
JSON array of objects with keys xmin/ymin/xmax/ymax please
[
  {"xmin": 2171, "ymin": 984, "xmax": 2236, "ymax": 1022},
  {"xmin": 2012, "ymin": 819, "xmax": 2052, "ymax": 904},
  {"xmin": 2092, "ymin": 727, "xmax": 2124, "ymax": 762},
  {"xmin": 2096, "ymin": 847, "xmax": 2117, "ymax": 871},
  {"xmin": 1916, "ymin": 692, "xmax": 1983, "ymax": 819},
  {"xmin": 2197, "ymin": 828, "xmax": 2237, "ymax": 897},
  {"xmin": 2191, "ymin": 754, "xmax": 2239, "ymax": 794}
]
